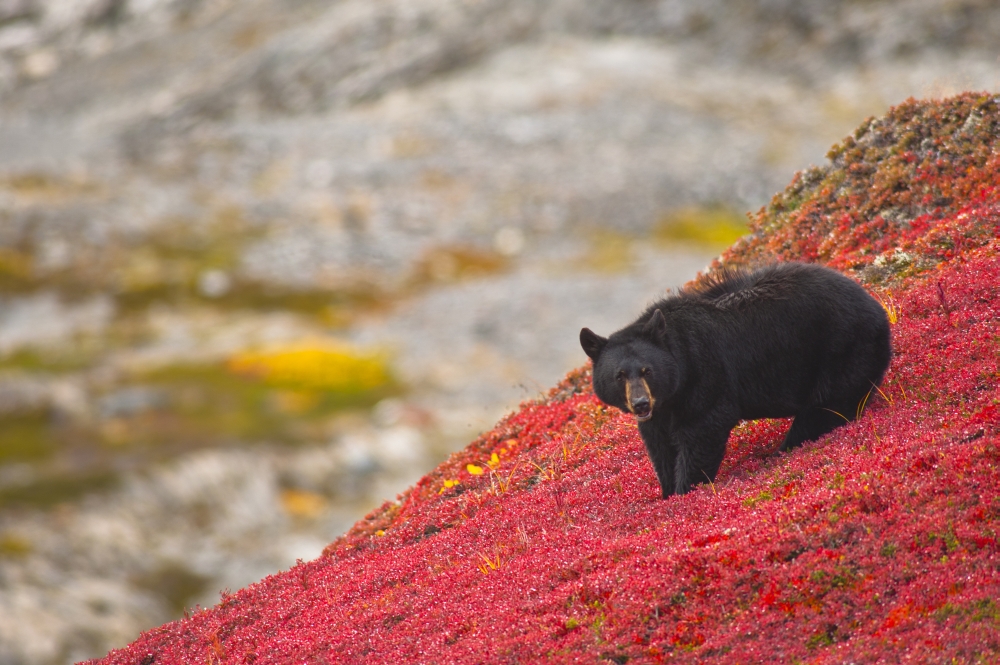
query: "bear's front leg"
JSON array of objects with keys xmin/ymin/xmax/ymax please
[
  {"xmin": 670, "ymin": 417, "xmax": 734, "ymax": 495},
  {"xmin": 638, "ymin": 419, "xmax": 678, "ymax": 499}
]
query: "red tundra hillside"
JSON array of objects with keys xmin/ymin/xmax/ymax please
[{"xmin": 92, "ymin": 93, "xmax": 1000, "ymax": 665}]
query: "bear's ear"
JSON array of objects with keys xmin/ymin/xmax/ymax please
[
  {"xmin": 643, "ymin": 309, "xmax": 668, "ymax": 338},
  {"xmin": 579, "ymin": 328, "xmax": 608, "ymax": 361}
]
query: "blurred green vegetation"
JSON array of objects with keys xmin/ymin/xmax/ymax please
[
  {"xmin": 0, "ymin": 533, "xmax": 33, "ymax": 558},
  {"xmin": 131, "ymin": 562, "xmax": 212, "ymax": 616},
  {"xmin": 139, "ymin": 350, "xmax": 398, "ymax": 446},
  {"xmin": 0, "ymin": 414, "xmax": 55, "ymax": 465},
  {"xmin": 0, "ymin": 471, "xmax": 119, "ymax": 511},
  {"xmin": 0, "ymin": 196, "xmax": 419, "ymax": 510},
  {"xmin": 0, "ymin": 204, "xmax": 388, "ymax": 323},
  {"xmin": 0, "ymin": 248, "xmax": 34, "ymax": 292},
  {"xmin": 570, "ymin": 207, "xmax": 747, "ymax": 275},
  {"xmin": 0, "ymin": 347, "xmax": 100, "ymax": 373},
  {"xmin": 0, "ymin": 344, "xmax": 399, "ymax": 510}
]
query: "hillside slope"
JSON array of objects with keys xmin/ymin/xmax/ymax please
[{"xmin": 91, "ymin": 93, "xmax": 999, "ymax": 664}]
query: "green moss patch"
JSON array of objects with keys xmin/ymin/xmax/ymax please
[
  {"xmin": 131, "ymin": 563, "xmax": 212, "ymax": 617},
  {"xmin": 0, "ymin": 470, "xmax": 119, "ymax": 510},
  {"xmin": 0, "ymin": 413, "xmax": 56, "ymax": 465}
]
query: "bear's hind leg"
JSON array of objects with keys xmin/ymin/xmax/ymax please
[{"xmin": 780, "ymin": 403, "xmax": 856, "ymax": 452}]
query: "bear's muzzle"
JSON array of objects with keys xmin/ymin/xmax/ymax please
[{"xmin": 626, "ymin": 378, "xmax": 655, "ymax": 421}]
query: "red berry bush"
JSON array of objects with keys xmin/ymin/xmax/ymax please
[{"xmin": 91, "ymin": 93, "xmax": 1000, "ymax": 665}]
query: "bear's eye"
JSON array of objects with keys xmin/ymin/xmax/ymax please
[
  {"xmin": 640, "ymin": 367, "xmax": 650, "ymax": 377},
  {"xmin": 616, "ymin": 371, "xmax": 626, "ymax": 383}
]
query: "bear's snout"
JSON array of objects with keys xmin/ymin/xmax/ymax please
[
  {"xmin": 631, "ymin": 396, "xmax": 652, "ymax": 421},
  {"xmin": 625, "ymin": 377, "xmax": 654, "ymax": 421}
]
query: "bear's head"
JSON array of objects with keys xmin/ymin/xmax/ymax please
[{"xmin": 580, "ymin": 309, "xmax": 680, "ymax": 422}]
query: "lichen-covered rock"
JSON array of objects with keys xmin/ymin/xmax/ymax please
[{"xmin": 722, "ymin": 92, "xmax": 1000, "ymax": 277}]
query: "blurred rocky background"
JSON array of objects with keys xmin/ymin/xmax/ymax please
[{"xmin": 0, "ymin": 0, "xmax": 997, "ymax": 662}]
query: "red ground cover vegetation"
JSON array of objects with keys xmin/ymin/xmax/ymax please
[{"xmin": 93, "ymin": 93, "xmax": 1000, "ymax": 664}]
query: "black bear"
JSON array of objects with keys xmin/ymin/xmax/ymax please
[{"xmin": 580, "ymin": 262, "xmax": 891, "ymax": 498}]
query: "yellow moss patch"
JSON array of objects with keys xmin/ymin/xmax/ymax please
[
  {"xmin": 280, "ymin": 489, "xmax": 328, "ymax": 519},
  {"xmin": 583, "ymin": 230, "xmax": 633, "ymax": 273},
  {"xmin": 267, "ymin": 389, "xmax": 321, "ymax": 415},
  {"xmin": 0, "ymin": 248, "xmax": 33, "ymax": 280},
  {"xmin": 412, "ymin": 245, "xmax": 508, "ymax": 284},
  {"xmin": 227, "ymin": 342, "xmax": 392, "ymax": 394},
  {"xmin": 0, "ymin": 171, "xmax": 106, "ymax": 204},
  {"xmin": 654, "ymin": 206, "xmax": 749, "ymax": 248},
  {"xmin": 0, "ymin": 534, "xmax": 32, "ymax": 558}
]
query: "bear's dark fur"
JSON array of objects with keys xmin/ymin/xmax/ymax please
[{"xmin": 580, "ymin": 262, "xmax": 891, "ymax": 498}]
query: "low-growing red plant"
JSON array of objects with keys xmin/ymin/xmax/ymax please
[{"xmin": 91, "ymin": 94, "xmax": 1000, "ymax": 665}]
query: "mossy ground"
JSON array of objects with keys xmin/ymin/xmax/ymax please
[
  {"xmin": 0, "ymin": 206, "xmax": 496, "ymax": 509},
  {"xmin": 0, "ymin": 352, "xmax": 399, "ymax": 510}
]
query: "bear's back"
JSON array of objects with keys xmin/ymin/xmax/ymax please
[
  {"xmin": 686, "ymin": 263, "xmax": 819, "ymax": 307},
  {"xmin": 627, "ymin": 262, "xmax": 886, "ymax": 348},
  {"xmin": 680, "ymin": 262, "xmax": 878, "ymax": 316}
]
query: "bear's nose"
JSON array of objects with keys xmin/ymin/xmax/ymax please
[{"xmin": 631, "ymin": 396, "xmax": 651, "ymax": 418}]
